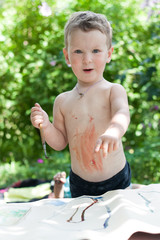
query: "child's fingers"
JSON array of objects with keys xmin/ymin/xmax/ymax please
[
  {"xmin": 108, "ymin": 142, "xmax": 114, "ymax": 154},
  {"xmin": 35, "ymin": 118, "xmax": 43, "ymax": 127},
  {"xmin": 54, "ymin": 172, "xmax": 66, "ymax": 184},
  {"xmin": 102, "ymin": 142, "xmax": 108, "ymax": 157},
  {"xmin": 61, "ymin": 171, "xmax": 66, "ymax": 178},
  {"xmin": 31, "ymin": 106, "xmax": 42, "ymax": 114},
  {"xmin": 31, "ymin": 108, "xmax": 43, "ymax": 128},
  {"xmin": 35, "ymin": 102, "xmax": 41, "ymax": 108},
  {"xmin": 95, "ymin": 138, "xmax": 102, "ymax": 152},
  {"xmin": 31, "ymin": 103, "xmax": 42, "ymax": 113},
  {"xmin": 113, "ymin": 141, "xmax": 119, "ymax": 151},
  {"xmin": 54, "ymin": 172, "xmax": 65, "ymax": 179}
]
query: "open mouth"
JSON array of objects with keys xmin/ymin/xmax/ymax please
[{"xmin": 83, "ymin": 69, "xmax": 93, "ymax": 72}]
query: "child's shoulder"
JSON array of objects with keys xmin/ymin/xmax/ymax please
[
  {"xmin": 104, "ymin": 81, "xmax": 125, "ymax": 92},
  {"xmin": 55, "ymin": 90, "xmax": 72, "ymax": 99},
  {"xmin": 54, "ymin": 89, "xmax": 74, "ymax": 105},
  {"xmin": 104, "ymin": 81, "xmax": 126, "ymax": 92},
  {"xmin": 103, "ymin": 81, "xmax": 127, "ymax": 101},
  {"xmin": 108, "ymin": 82, "xmax": 127, "ymax": 100}
]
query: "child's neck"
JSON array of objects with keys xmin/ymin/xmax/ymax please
[
  {"xmin": 77, "ymin": 78, "xmax": 104, "ymax": 88},
  {"xmin": 76, "ymin": 79, "xmax": 104, "ymax": 97}
]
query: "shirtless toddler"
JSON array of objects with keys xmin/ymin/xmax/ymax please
[{"xmin": 31, "ymin": 11, "xmax": 131, "ymax": 197}]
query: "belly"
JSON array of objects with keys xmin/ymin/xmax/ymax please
[
  {"xmin": 70, "ymin": 137, "xmax": 126, "ymax": 182},
  {"xmin": 70, "ymin": 124, "xmax": 103, "ymax": 172}
]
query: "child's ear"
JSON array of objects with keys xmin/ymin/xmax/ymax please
[
  {"xmin": 106, "ymin": 46, "xmax": 114, "ymax": 63},
  {"xmin": 63, "ymin": 48, "xmax": 70, "ymax": 65}
]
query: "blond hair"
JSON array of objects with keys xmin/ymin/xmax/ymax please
[{"xmin": 64, "ymin": 11, "xmax": 112, "ymax": 50}]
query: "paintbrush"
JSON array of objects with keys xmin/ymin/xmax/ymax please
[{"xmin": 39, "ymin": 123, "xmax": 48, "ymax": 159}]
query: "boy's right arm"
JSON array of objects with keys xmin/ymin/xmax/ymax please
[{"xmin": 30, "ymin": 97, "xmax": 68, "ymax": 151}]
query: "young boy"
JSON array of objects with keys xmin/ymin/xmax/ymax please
[{"xmin": 31, "ymin": 11, "xmax": 131, "ymax": 198}]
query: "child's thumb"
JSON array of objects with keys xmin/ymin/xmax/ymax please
[{"xmin": 35, "ymin": 103, "xmax": 41, "ymax": 108}]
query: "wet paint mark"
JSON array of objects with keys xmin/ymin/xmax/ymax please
[
  {"xmin": 103, "ymin": 203, "xmax": 111, "ymax": 228},
  {"xmin": 67, "ymin": 206, "xmax": 80, "ymax": 223},
  {"xmin": 72, "ymin": 114, "xmax": 78, "ymax": 120},
  {"xmin": 72, "ymin": 124, "xmax": 103, "ymax": 173},
  {"xmin": 137, "ymin": 191, "xmax": 160, "ymax": 213},
  {"xmin": 67, "ymin": 198, "xmax": 98, "ymax": 223},
  {"xmin": 81, "ymin": 199, "xmax": 98, "ymax": 221},
  {"xmin": 89, "ymin": 115, "xmax": 94, "ymax": 123},
  {"xmin": 67, "ymin": 196, "xmax": 111, "ymax": 229}
]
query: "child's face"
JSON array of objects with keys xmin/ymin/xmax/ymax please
[{"xmin": 63, "ymin": 29, "xmax": 113, "ymax": 84}]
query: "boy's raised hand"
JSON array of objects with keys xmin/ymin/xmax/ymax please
[
  {"xmin": 94, "ymin": 130, "xmax": 120, "ymax": 158},
  {"xmin": 30, "ymin": 103, "xmax": 49, "ymax": 129}
]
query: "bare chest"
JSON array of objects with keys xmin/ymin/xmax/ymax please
[{"xmin": 64, "ymin": 95, "xmax": 111, "ymax": 140}]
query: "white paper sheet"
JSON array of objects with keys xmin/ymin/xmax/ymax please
[{"xmin": 0, "ymin": 184, "xmax": 160, "ymax": 240}]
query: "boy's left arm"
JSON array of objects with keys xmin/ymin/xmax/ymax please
[{"xmin": 95, "ymin": 84, "xmax": 130, "ymax": 157}]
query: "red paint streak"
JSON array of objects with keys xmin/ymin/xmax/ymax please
[
  {"xmin": 89, "ymin": 115, "xmax": 94, "ymax": 123},
  {"xmin": 72, "ymin": 114, "xmax": 78, "ymax": 120},
  {"xmin": 81, "ymin": 199, "xmax": 98, "ymax": 221},
  {"xmin": 72, "ymin": 129, "xmax": 82, "ymax": 165},
  {"xmin": 73, "ymin": 124, "xmax": 103, "ymax": 173},
  {"xmin": 67, "ymin": 206, "xmax": 79, "ymax": 222},
  {"xmin": 91, "ymin": 159, "xmax": 96, "ymax": 165},
  {"xmin": 67, "ymin": 198, "xmax": 98, "ymax": 223}
]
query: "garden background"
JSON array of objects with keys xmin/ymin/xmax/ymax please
[{"xmin": 0, "ymin": 0, "xmax": 159, "ymax": 188}]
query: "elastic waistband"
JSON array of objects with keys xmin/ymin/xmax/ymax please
[{"xmin": 70, "ymin": 161, "xmax": 131, "ymax": 187}]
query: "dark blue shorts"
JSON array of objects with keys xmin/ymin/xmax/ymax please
[{"xmin": 69, "ymin": 161, "xmax": 131, "ymax": 198}]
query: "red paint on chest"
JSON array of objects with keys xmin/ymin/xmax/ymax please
[
  {"xmin": 72, "ymin": 114, "xmax": 78, "ymax": 120},
  {"xmin": 89, "ymin": 115, "xmax": 94, "ymax": 123}
]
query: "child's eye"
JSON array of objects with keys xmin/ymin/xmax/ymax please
[
  {"xmin": 74, "ymin": 50, "xmax": 82, "ymax": 54},
  {"xmin": 93, "ymin": 49, "xmax": 100, "ymax": 53}
]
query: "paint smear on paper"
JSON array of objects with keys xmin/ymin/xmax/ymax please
[{"xmin": 0, "ymin": 206, "xmax": 31, "ymax": 226}]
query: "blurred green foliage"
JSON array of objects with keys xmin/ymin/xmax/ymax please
[
  {"xmin": 0, "ymin": 0, "xmax": 159, "ymax": 186},
  {"xmin": 0, "ymin": 152, "xmax": 71, "ymax": 188}
]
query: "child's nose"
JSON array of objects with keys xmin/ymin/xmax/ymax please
[{"xmin": 83, "ymin": 53, "xmax": 92, "ymax": 64}]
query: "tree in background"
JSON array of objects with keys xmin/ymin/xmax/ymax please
[{"xmin": 0, "ymin": 0, "xmax": 159, "ymax": 184}]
